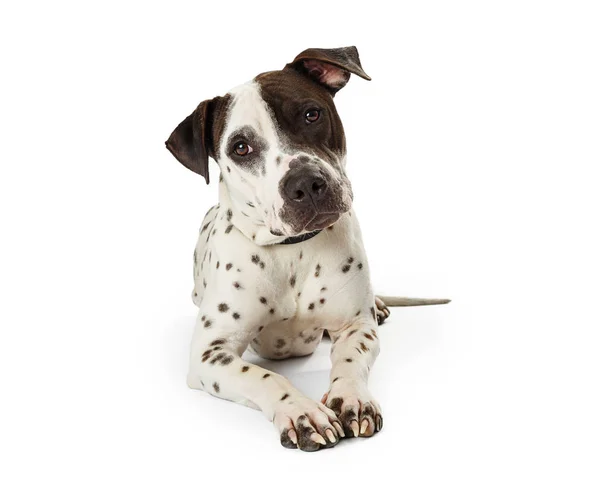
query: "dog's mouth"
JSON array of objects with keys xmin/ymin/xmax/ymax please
[{"xmin": 305, "ymin": 212, "xmax": 340, "ymax": 231}]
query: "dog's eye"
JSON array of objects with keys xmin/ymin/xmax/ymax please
[
  {"xmin": 233, "ymin": 142, "xmax": 252, "ymax": 156},
  {"xmin": 304, "ymin": 109, "xmax": 320, "ymax": 124}
]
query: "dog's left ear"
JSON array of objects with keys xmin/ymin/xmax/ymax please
[
  {"xmin": 165, "ymin": 96, "xmax": 225, "ymax": 184},
  {"xmin": 287, "ymin": 46, "xmax": 371, "ymax": 94}
]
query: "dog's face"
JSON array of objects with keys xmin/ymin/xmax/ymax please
[{"xmin": 166, "ymin": 47, "xmax": 370, "ymax": 239}]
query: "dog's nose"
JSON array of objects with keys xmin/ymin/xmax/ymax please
[{"xmin": 283, "ymin": 170, "xmax": 328, "ymax": 203}]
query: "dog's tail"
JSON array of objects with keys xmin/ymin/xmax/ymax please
[
  {"xmin": 374, "ymin": 295, "xmax": 450, "ymax": 325},
  {"xmin": 376, "ymin": 296, "xmax": 451, "ymax": 307}
]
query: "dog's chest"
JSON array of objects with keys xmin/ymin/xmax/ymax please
[{"xmin": 194, "ymin": 205, "xmax": 374, "ymax": 358}]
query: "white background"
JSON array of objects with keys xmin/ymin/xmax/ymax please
[{"xmin": 1, "ymin": 1, "xmax": 599, "ymax": 477}]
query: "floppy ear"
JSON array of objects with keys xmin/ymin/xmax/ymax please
[
  {"xmin": 165, "ymin": 97, "xmax": 222, "ymax": 184},
  {"xmin": 287, "ymin": 46, "xmax": 371, "ymax": 94}
]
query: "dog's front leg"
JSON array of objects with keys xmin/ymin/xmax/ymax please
[
  {"xmin": 187, "ymin": 313, "xmax": 344, "ymax": 451},
  {"xmin": 323, "ymin": 316, "xmax": 383, "ymax": 438}
]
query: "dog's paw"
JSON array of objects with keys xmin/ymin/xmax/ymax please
[
  {"xmin": 374, "ymin": 296, "xmax": 390, "ymax": 325},
  {"xmin": 322, "ymin": 387, "xmax": 382, "ymax": 438},
  {"xmin": 274, "ymin": 396, "xmax": 345, "ymax": 451}
]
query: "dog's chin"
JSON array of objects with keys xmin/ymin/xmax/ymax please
[{"xmin": 305, "ymin": 212, "xmax": 341, "ymax": 231}]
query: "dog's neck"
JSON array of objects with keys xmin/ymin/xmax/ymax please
[{"xmin": 218, "ymin": 180, "xmax": 290, "ymax": 246}]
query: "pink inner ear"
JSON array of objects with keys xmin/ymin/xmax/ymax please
[{"xmin": 303, "ymin": 60, "xmax": 349, "ymax": 88}]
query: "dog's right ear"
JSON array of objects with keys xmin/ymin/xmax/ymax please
[{"xmin": 165, "ymin": 97, "xmax": 223, "ymax": 184}]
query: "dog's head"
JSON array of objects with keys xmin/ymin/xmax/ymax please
[{"xmin": 166, "ymin": 47, "xmax": 370, "ymax": 242}]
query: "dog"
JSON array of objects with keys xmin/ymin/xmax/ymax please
[{"xmin": 166, "ymin": 46, "xmax": 449, "ymax": 451}]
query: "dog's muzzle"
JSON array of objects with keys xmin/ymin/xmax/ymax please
[{"xmin": 278, "ymin": 161, "xmax": 349, "ymax": 234}]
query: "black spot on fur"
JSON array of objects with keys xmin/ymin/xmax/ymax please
[
  {"xmin": 226, "ymin": 209, "xmax": 233, "ymax": 221},
  {"xmin": 308, "ymin": 303, "xmax": 315, "ymax": 310},
  {"xmin": 360, "ymin": 342, "xmax": 369, "ymax": 352},
  {"xmin": 204, "ymin": 320, "xmax": 212, "ymax": 328},
  {"xmin": 269, "ymin": 308, "xmax": 275, "ymax": 314},
  {"xmin": 262, "ymin": 373, "xmax": 271, "ymax": 379},
  {"xmin": 210, "ymin": 352, "xmax": 226, "ymax": 364},
  {"xmin": 342, "ymin": 264, "xmax": 351, "ymax": 273},
  {"xmin": 328, "ymin": 397, "xmax": 344, "ymax": 416},
  {"xmin": 218, "ymin": 303, "xmax": 229, "ymax": 312},
  {"xmin": 345, "ymin": 358, "xmax": 353, "ymax": 363},
  {"xmin": 319, "ymin": 298, "xmax": 326, "ymax": 304},
  {"xmin": 213, "ymin": 382, "xmax": 220, "ymax": 393},
  {"xmin": 370, "ymin": 307, "xmax": 376, "ymax": 320},
  {"xmin": 275, "ymin": 338, "xmax": 286, "ymax": 349},
  {"xmin": 282, "ymin": 317, "xmax": 289, "ymax": 321},
  {"xmin": 347, "ymin": 257, "xmax": 354, "ymax": 264},
  {"xmin": 332, "ymin": 377, "xmax": 340, "ymax": 383},
  {"xmin": 251, "ymin": 254, "xmax": 260, "ymax": 264},
  {"xmin": 276, "ymin": 156, "xmax": 282, "ymax": 165},
  {"xmin": 315, "ymin": 264, "xmax": 321, "ymax": 277},
  {"xmin": 259, "ymin": 261, "xmax": 265, "ymax": 269},
  {"xmin": 260, "ymin": 296, "xmax": 267, "ymax": 304},
  {"xmin": 320, "ymin": 287, "xmax": 327, "ymax": 292},
  {"xmin": 355, "ymin": 310, "xmax": 361, "ymax": 316},
  {"xmin": 364, "ymin": 333, "xmax": 374, "ymax": 341},
  {"xmin": 210, "ymin": 339, "xmax": 225, "ymax": 346},
  {"xmin": 226, "ymin": 263, "xmax": 233, "ymax": 270},
  {"xmin": 225, "ymin": 224, "xmax": 233, "ymax": 234},
  {"xmin": 280, "ymin": 393, "xmax": 289, "ymax": 401},
  {"xmin": 247, "ymin": 201, "xmax": 255, "ymax": 208},
  {"xmin": 347, "ymin": 329, "xmax": 358, "ymax": 337},
  {"xmin": 220, "ymin": 355, "xmax": 233, "ymax": 365},
  {"xmin": 216, "ymin": 261, "xmax": 220, "ymax": 269},
  {"xmin": 233, "ymin": 281, "xmax": 242, "ymax": 289},
  {"xmin": 258, "ymin": 326, "xmax": 264, "ymax": 332},
  {"xmin": 241, "ymin": 366, "xmax": 249, "ymax": 372},
  {"xmin": 232, "ymin": 312, "xmax": 240, "ymax": 320},
  {"xmin": 357, "ymin": 263, "xmax": 363, "ymax": 270},
  {"xmin": 290, "ymin": 274, "xmax": 296, "ymax": 287}
]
